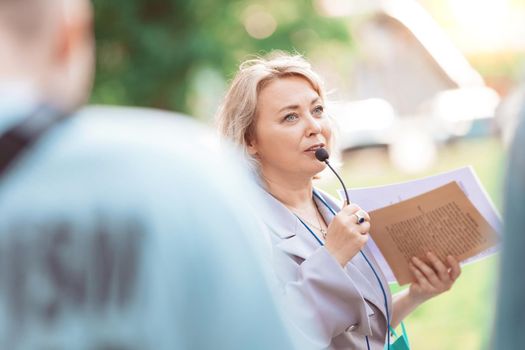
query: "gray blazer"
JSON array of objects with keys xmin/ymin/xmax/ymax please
[{"xmin": 258, "ymin": 187, "xmax": 393, "ymax": 350}]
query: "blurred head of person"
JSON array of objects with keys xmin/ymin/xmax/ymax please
[
  {"xmin": 216, "ymin": 53, "xmax": 334, "ymax": 182},
  {"xmin": 0, "ymin": 0, "xmax": 94, "ymax": 112}
]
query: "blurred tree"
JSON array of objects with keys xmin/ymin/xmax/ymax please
[{"xmin": 91, "ymin": 0, "xmax": 352, "ymax": 117}]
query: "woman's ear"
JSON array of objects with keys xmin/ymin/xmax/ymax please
[
  {"xmin": 246, "ymin": 140, "xmax": 257, "ymax": 157},
  {"xmin": 245, "ymin": 134, "xmax": 258, "ymax": 156},
  {"xmin": 49, "ymin": 0, "xmax": 94, "ymax": 111}
]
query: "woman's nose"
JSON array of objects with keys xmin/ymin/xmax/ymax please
[{"xmin": 305, "ymin": 114, "xmax": 322, "ymax": 135}]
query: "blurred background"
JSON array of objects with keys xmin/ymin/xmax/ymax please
[{"xmin": 90, "ymin": 0, "xmax": 524, "ymax": 348}]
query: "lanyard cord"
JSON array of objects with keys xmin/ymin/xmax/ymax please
[{"xmin": 293, "ymin": 190, "xmax": 391, "ymax": 350}]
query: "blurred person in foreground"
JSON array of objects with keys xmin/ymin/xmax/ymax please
[
  {"xmin": 217, "ymin": 53, "xmax": 462, "ymax": 350},
  {"xmin": 0, "ymin": 0, "xmax": 296, "ymax": 349},
  {"xmin": 492, "ymin": 108, "xmax": 525, "ymax": 347}
]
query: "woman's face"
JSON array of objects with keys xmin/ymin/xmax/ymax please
[{"xmin": 248, "ymin": 76, "xmax": 332, "ymax": 179}]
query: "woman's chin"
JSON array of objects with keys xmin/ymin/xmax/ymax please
[{"xmin": 302, "ymin": 162, "xmax": 326, "ymax": 178}]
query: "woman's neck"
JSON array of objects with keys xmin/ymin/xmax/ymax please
[{"xmin": 261, "ymin": 169, "xmax": 314, "ymax": 211}]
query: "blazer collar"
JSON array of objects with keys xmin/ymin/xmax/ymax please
[
  {"xmin": 256, "ymin": 186, "xmax": 338, "ymax": 239},
  {"xmin": 257, "ymin": 186, "xmax": 300, "ymax": 239},
  {"xmin": 257, "ymin": 186, "xmax": 324, "ymax": 257}
]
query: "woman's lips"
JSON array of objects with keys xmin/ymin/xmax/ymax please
[{"xmin": 304, "ymin": 143, "xmax": 325, "ymax": 152}]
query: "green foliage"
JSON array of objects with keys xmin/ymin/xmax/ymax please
[{"xmin": 90, "ymin": 0, "xmax": 352, "ymax": 115}]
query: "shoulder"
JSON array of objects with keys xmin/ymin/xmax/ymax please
[
  {"xmin": 20, "ymin": 105, "xmax": 227, "ymax": 180},
  {"xmin": 58, "ymin": 105, "xmax": 218, "ymax": 162},
  {"xmin": 0, "ymin": 105, "xmax": 250, "ymax": 212}
]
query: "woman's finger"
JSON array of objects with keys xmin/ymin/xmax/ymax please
[
  {"xmin": 409, "ymin": 263, "xmax": 433, "ymax": 289},
  {"xmin": 357, "ymin": 209, "xmax": 371, "ymax": 222},
  {"xmin": 356, "ymin": 221, "xmax": 370, "ymax": 235},
  {"xmin": 426, "ymin": 252, "xmax": 450, "ymax": 282},
  {"xmin": 447, "ymin": 255, "xmax": 462, "ymax": 281},
  {"xmin": 411, "ymin": 256, "xmax": 441, "ymax": 286},
  {"xmin": 346, "ymin": 210, "xmax": 370, "ymax": 226},
  {"xmin": 341, "ymin": 204, "xmax": 360, "ymax": 215}
]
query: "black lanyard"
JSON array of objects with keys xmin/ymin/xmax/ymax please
[{"xmin": 0, "ymin": 105, "xmax": 64, "ymax": 178}]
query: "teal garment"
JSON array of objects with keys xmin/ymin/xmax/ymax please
[
  {"xmin": 493, "ymin": 110, "xmax": 525, "ymax": 348},
  {"xmin": 387, "ymin": 324, "xmax": 410, "ymax": 350},
  {"xmin": 0, "ymin": 105, "xmax": 295, "ymax": 350}
]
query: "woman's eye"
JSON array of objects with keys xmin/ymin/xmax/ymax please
[
  {"xmin": 313, "ymin": 105, "xmax": 324, "ymax": 116},
  {"xmin": 284, "ymin": 114, "xmax": 299, "ymax": 122}
]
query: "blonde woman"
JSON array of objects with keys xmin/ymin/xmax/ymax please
[{"xmin": 217, "ymin": 53, "xmax": 461, "ymax": 350}]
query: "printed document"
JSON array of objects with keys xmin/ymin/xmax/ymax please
[{"xmin": 338, "ymin": 167, "xmax": 502, "ymax": 284}]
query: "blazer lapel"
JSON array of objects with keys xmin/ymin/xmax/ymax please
[
  {"xmin": 347, "ymin": 254, "xmax": 389, "ymax": 318},
  {"xmin": 257, "ymin": 186, "xmax": 324, "ymax": 258}
]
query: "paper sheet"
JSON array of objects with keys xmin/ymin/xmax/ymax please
[{"xmin": 337, "ymin": 166, "xmax": 502, "ymax": 284}]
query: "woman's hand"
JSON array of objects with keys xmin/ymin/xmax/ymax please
[
  {"xmin": 408, "ymin": 252, "xmax": 461, "ymax": 304},
  {"xmin": 324, "ymin": 204, "xmax": 370, "ymax": 267}
]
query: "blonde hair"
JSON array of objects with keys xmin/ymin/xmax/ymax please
[{"xmin": 216, "ymin": 52, "xmax": 327, "ymax": 172}]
